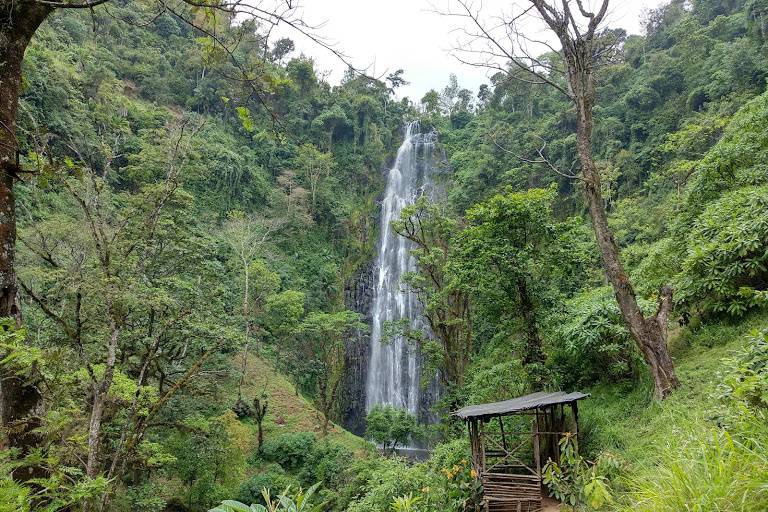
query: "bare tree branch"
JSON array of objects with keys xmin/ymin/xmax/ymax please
[
  {"xmin": 489, "ymin": 130, "xmax": 580, "ymax": 180},
  {"xmin": 434, "ymin": 0, "xmax": 573, "ymax": 98}
]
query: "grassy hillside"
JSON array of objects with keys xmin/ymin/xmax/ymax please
[
  {"xmin": 238, "ymin": 354, "xmax": 371, "ymax": 454},
  {"xmin": 580, "ymin": 311, "xmax": 768, "ymax": 510}
]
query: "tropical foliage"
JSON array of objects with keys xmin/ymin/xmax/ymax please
[{"xmin": 2, "ymin": 0, "xmax": 768, "ymax": 511}]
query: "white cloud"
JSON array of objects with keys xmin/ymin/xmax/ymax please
[{"xmin": 274, "ymin": 0, "xmax": 668, "ymax": 100}]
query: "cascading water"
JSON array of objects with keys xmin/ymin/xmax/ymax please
[{"xmin": 365, "ymin": 122, "xmax": 439, "ymax": 421}]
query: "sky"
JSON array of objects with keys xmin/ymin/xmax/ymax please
[{"xmin": 274, "ymin": 0, "xmax": 669, "ymax": 100}]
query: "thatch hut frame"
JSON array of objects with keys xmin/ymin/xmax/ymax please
[{"xmin": 453, "ymin": 391, "xmax": 589, "ymax": 512}]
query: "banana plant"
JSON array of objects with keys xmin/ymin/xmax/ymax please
[
  {"xmin": 390, "ymin": 492, "xmax": 422, "ymax": 512},
  {"xmin": 209, "ymin": 483, "xmax": 323, "ymax": 512}
]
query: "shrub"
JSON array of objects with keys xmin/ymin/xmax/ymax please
[
  {"xmin": 251, "ymin": 433, "xmax": 351, "ymax": 504},
  {"xmin": 258, "ymin": 433, "xmax": 317, "ymax": 472},
  {"xmin": 543, "ymin": 435, "xmax": 619, "ymax": 511},
  {"xmin": 343, "ymin": 450, "xmax": 483, "ymax": 512},
  {"xmin": 675, "ymin": 186, "xmax": 768, "ymax": 317},
  {"xmin": 116, "ymin": 482, "xmax": 167, "ymax": 512},
  {"xmin": 298, "ymin": 441, "xmax": 352, "ymax": 490},
  {"xmin": 426, "ymin": 439, "xmax": 470, "ymax": 474},
  {"xmin": 390, "ymin": 493, "xmax": 422, "ymax": 512},
  {"xmin": 0, "ymin": 459, "xmax": 30, "ymax": 512},
  {"xmin": 344, "ymin": 457, "xmax": 430, "ymax": 512},
  {"xmin": 236, "ymin": 465, "xmax": 297, "ymax": 506},
  {"xmin": 546, "ymin": 288, "xmax": 649, "ymax": 386},
  {"xmin": 211, "ymin": 483, "xmax": 321, "ymax": 512},
  {"xmin": 165, "ymin": 413, "xmax": 247, "ymax": 510},
  {"xmin": 719, "ymin": 329, "xmax": 768, "ymax": 408}
]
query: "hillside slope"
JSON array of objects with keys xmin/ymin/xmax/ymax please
[
  {"xmin": 580, "ymin": 311, "xmax": 768, "ymax": 510},
  {"xmin": 238, "ymin": 354, "xmax": 372, "ymax": 454}
]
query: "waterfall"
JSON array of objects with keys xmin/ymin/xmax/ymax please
[{"xmin": 365, "ymin": 122, "xmax": 438, "ymax": 419}]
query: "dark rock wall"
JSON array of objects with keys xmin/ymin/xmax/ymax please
[{"xmin": 341, "ymin": 259, "xmax": 376, "ymax": 435}]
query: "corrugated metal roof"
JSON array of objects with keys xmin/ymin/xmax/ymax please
[{"xmin": 452, "ymin": 391, "xmax": 589, "ymax": 420}]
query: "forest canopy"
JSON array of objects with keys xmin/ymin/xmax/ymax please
[{"xmin": 1, "ymin": 0, "xmax": 768, "ymax": 511}]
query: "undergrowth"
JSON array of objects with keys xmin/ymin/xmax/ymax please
[{"xmin": 580, "ymin": 311, "xmax": 768, "ymax": 510}]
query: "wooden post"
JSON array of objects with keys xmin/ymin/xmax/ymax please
[
  {"xmin": 572, "ymin": 401, "xmax": 580, "ymax": 438},
  {"xmin": 469, "ymin": 419, "xmax": 481, "ymax": 476},
  {"xmin": 533, "ymin": 410, "xmax": 541, "ymax": 478},
  {"xmin": 498, "ymin": 416, "xmax": 507, "ymax": 451},
  {"xmin": 480, "ymin": 419, "xmax": 486, "ymax": 472},
  {"xmin": 552, "ymin": 405, "xmax": 563, "ymax": 466}
]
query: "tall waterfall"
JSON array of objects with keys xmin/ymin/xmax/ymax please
[{"xmin": 365, "ymin": 122, "xmax": 438, "ymax": 418}]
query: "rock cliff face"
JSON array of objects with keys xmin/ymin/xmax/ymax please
[{"xmin": 341, "ymin": 259, "xmax": 376, "ymax": 436}]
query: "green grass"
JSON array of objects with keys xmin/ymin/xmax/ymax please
[
  {"xmin": 578, "ymin": 311, "xmax": 768, "ymax": 510},
  {"xmin": 238, "ymin": 353, "xmax": 372, "ymax": 455},
  {"xmin": 625, "ymin": 425, "xmax": 768, "ymax": 512}
]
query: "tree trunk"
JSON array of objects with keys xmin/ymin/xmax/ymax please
[
  {"xmin": 516, "ymin": 277, "xmax": 544, "ymax": 369},
  {"xmin": 254, "ymin": 397, "xmax": 267, "ymax": 450},
  {"xmin": 0, "ymin": 1, "xmax": 52, "ymax": 478},
  {"xmin": 238, "ymin": 263, "xmax": 250, "ymax": 400},
  {"xmin": 568, "ymin": 42, "xmax": 679, "ymax": 399},
  {"xmin": 321, "ymin": 413, "xmax": 329, "ymax": 436},
  {"xmin": 86, "ymin": 324, "xmax": 120, "ymax": 479}
]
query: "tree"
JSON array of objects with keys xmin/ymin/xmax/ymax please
[
  {"xmin": 453, "ymin": 188, "xmax": 556, "ymax": 376},
  {"xmin": 364, "ymin": 405, "xmax": 420, "ymax": 452},
  {"xmin": 385, "ymin": 69, "xmax": 408, "ymax": 93},
  {"xmin": 292, "ymin": 310, "xmax": 364, "ymax": 436},
  {"xmin": 392, "ymin": 197, "xmax": 472, "ymax": 391},
  {"xmin": 312, "ymin": 105, "xmax": 349, "ymax": 150},
  {"xmin": 384, "ymin": 69, "xmax": 409, "ymax": 116},
  {"xmin": 420, "ymin": 90, "xmax": 441, "ymax": 115},
  {"xmin": 0, "ymin": 0, "xmax": 338, "ymax": 468},
  {"xmin": 445, "ymin": 0, "xmax": 680, "ymax": 398},
  {"xmin": 264, "ymin": 289, "xmax": 306, "ymax": 393},
  {"xmin": 0, "ymin": 0, "xmax": 52, "ymax": 475},
  {"xmin": 440, "ymin": 74, "xmax": 461, "ymax": 113},
  {"xmin": 253, "ymin": 392, "xmax": 269, "ymax": 451},
  {"xmin": 270, "ymin": 37, "xmax": 295, "ymax": 63},
  {"xmin": 477, "ymin": 84, "xmax": 491, "ymax": 107},
  {"xmin": 295, "ymin": 144, "xmax": 334, "ymax": 212},
  {"xmin": 223, "ymin": 212, "xmax": 281, "ymax": 400}
]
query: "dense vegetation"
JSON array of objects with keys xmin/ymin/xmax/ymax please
[{"xmin": 1, "ymin": 0, "xmax": 768, "ymax": 511}]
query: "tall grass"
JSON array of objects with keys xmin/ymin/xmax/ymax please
[
  {"xmin": 620, "ymin": 323, "xmax": 768, "ymax": 512},
  {"xmin": 625, "ymin": 420, "xmax": 768, "ymax": 512}
]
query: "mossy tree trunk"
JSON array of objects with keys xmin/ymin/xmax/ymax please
[{"xmin": 0, "ymin": 1, "xmax": 52, "ymax": 480}]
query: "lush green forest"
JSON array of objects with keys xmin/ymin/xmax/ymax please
[{"xmin": 1, "ymin": 0, "xmax": 768, "ymax": 511}]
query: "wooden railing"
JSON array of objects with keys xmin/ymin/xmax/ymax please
[{"xmin": 481, "ymin": 472, "xmax": 542, "ymax": 512}]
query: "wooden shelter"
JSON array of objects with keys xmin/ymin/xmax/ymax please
[{"xmin": 453, "ymin": 391, "xmax": 589, "ymax": 512}]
